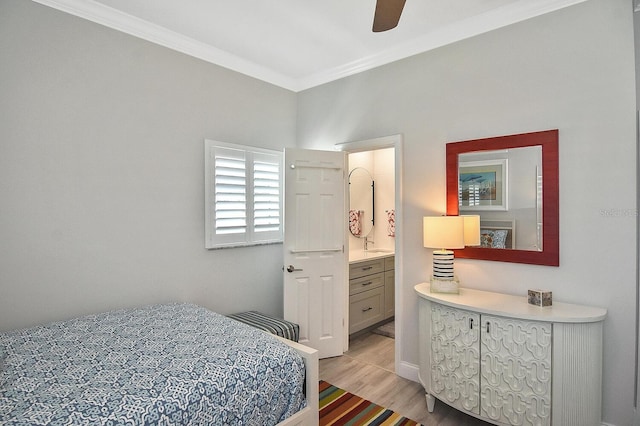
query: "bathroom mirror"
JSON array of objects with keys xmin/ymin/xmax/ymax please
[
  {"xmin": 446, "ymin": 130, "xmax": 559, "ymax": 266},
  {"xmin": 349, "ymin": 167, "xmax": 374, "ymax": 237}
]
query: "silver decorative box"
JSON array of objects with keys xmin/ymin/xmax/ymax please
[{"xmin": 528, "ymin": 289, "xmax": 552, "ymax": 307}]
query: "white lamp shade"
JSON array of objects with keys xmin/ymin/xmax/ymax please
[
  {"xmin": 423, "ymin": 216, "xmax": 465, "ymax": 249},
  {"xmin": 462, "ymin": 215, "xmax": 481, "ymax": 246}
]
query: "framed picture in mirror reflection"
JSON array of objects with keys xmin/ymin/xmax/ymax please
[{"xmin": 459, "ymin": 159, "xmax": 508, "ymax": 211}]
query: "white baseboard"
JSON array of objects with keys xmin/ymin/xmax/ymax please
[{"xmin": 396, "ymin": 360, "xmax": 419, "ymax": 383}]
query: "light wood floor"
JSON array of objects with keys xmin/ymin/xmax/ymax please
[{"xmin": 319, "ymin": 331, "xmax": 492, "ymax": 426}]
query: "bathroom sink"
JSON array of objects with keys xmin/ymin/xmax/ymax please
[{"xmin": 349, "ymin": 248, "xmax": 394, "ymax": 262}]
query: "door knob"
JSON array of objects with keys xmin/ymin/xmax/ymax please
[{"xmin": 286, "ymin": 265, "xmax": 302, "ymax": 273}]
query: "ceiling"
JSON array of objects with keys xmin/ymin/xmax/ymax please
[{"xmin": 34, "ymin": 0, "xmax": 587, "ymax": 92}]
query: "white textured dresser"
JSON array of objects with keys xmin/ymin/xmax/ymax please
[{"xmin": 415, "ymin": 283, "xmax": 607, "ymax": 426}]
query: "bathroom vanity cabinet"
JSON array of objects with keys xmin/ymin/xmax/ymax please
[
  {"xmin": 415, "ymin": 283, "xmax": 606, "ymax": 426},
  {"xmin": 349, "ymin": 254, "xmax": 394, "ymax": 334}
]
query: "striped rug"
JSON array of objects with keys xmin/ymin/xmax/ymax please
[{"xmin": 319, "ymin": 380, "xmax": 421, "ymax": 426}]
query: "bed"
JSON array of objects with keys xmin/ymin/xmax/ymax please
[{"xmin": 0, "ymin": 303, "xmax": 319, "ymax": 426}]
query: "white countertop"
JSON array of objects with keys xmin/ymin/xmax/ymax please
[
  {"xmin": 414, "ymin": 282, "xmax": 607, "ymax": 323},
  {"xmin": 349, "ymin": 249, "xmax": 394, "ymax": 263}
]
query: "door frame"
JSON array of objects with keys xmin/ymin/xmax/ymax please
[{"xmin": 335, "ymin": 134, "xmax": 403, "ymax": 373}]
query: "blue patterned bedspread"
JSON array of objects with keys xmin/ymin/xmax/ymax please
[{"xmin": 0, "ymin": 303, "xmax": 306, "ymax": 425}]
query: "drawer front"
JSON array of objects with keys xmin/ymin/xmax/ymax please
[
  {"xmin": 349, "ymin": 272, "xmax": 384, "ymax": 295},
  {"xmin": 384, "ymin": 256, "xmax": 395, "ymax": 271},
  {"xmin": 349, "ymin": 258, "xmax": 385, "ymax": 279},
  {"xmin": 349, "ymin": 287, "xmax": 384, "ymax": 334}
]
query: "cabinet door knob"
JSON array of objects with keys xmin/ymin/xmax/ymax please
[
  {"xmin": 469, "ymin": 318, "xmax": 474, "ymax": 329},
  {"xmin": 362, "ymin": 306, "xmax": 373, "ymax": 312}
]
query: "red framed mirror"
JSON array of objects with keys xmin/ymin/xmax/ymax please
[{"xmin": 446, "ymin": 130, "xmax": 559, "ymax": 266}]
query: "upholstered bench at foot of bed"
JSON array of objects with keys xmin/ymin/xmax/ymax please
[{"xmin": 228, "ymin": 311, "xmax": 300, "ymax": 342}]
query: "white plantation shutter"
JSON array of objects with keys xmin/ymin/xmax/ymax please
[
  {"xmin": 253, "ymin": 153, "xmax": 281, "ymax": 237},
  {"xmin": 214, "ymin": 147, "xmax": 247, "ymax": 236},
  {"xmin": 205, "ymin": 140, "xmax": 283, "ymax": 248}
]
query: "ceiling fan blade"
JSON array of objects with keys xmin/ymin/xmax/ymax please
[{"xmin": 372, "ymin": 0, "xmax": 406, "ymax": 32}]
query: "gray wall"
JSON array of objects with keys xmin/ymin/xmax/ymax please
[
  {"xmin": 297, "ymin": 0, "xmax": 636, "ymax": 425},
  {"xmin": 0, "ymin": 0, "xmax": 296, "ymax": 329},
  {"xmin": 634, "ymin": 4, "xmax": 640, "ymax": 424}
]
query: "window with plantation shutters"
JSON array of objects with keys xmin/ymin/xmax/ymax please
[{"xmin": 205, "ymin": 140, "xmax": 283, "ymax": 249}]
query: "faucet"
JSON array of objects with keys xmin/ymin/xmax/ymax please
[{"xmin": 364, "ymin": 236, "xmax": 374, "ymax": 251}]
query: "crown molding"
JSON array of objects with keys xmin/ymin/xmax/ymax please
[
  {"xmin": 294, "ymin": 0, "xmax": 589, "ymax": 91},
  {"xmin": 32, "ymin": 0, "xmax": 299, "ymax": 91},
  {"xmin": 32, "ymin": 0, "xmax": 588, "ymax": 93}
]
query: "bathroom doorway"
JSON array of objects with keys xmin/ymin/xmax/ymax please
[{"xmin": 335, "ymin": 134, "xmax": 402, "ymax": 373}]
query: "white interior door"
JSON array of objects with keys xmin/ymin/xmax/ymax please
[{"xmin": 283, "ymin": 148, "xmax": 347, "ymax": 359}]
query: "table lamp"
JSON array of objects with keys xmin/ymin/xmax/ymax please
[{"xmin": 423, "ymin": 215, "xmax": 480, "ymax": 293}]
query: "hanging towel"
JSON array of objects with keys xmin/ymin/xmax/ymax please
[
  {"xmin": 349, "ymin": 210, "xmax": 362, "ymax": 236},
  {"xmin": 386, "ymin": 209, "xmax": 395, "ymax": 237}
]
